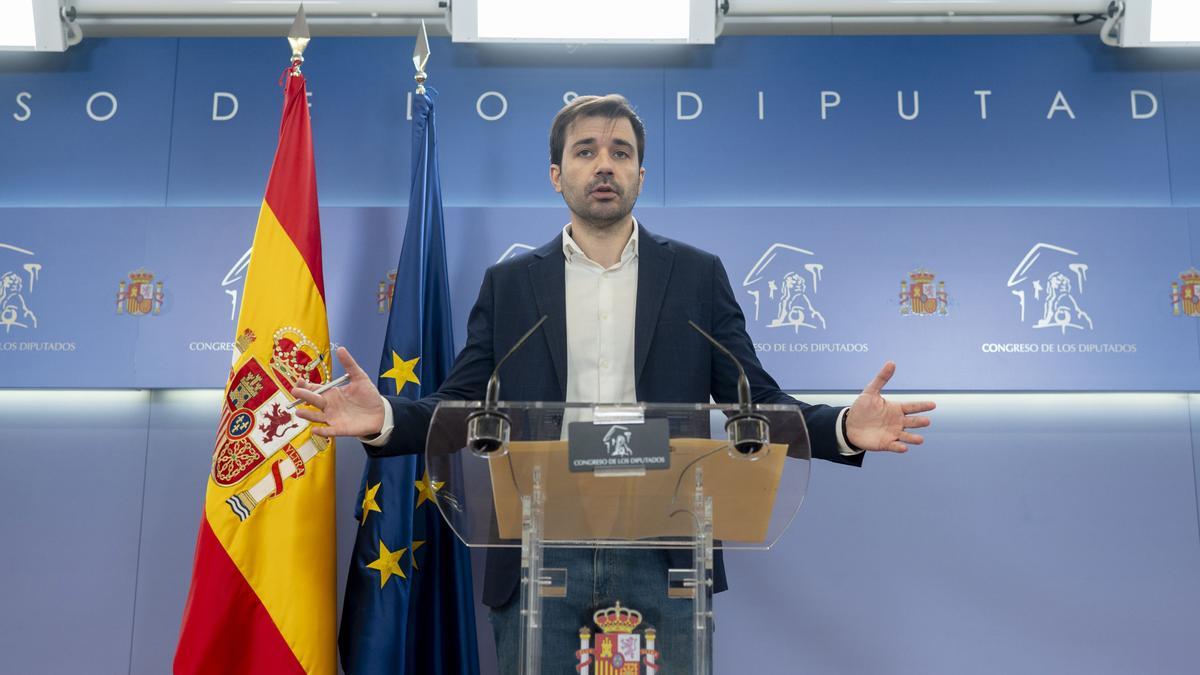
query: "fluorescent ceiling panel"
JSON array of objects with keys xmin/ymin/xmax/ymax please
[
  {"xmin": 455, "ymin": 0, "xmax": 713, "ymax": 44},
  {"xmin": 1149, "ymin": 1, "xmax": 1200, "ymax": 43},
  {"xmin": 1121, "ymin": 0, "xmax": 1200, "ymax": 47},
  {"xmin": 0, "ymin": 0, "xmax": 67, "ymax": 51},
  {"xmin": 0, "ymin": 1, "xmax": 38, "ymax": 48}
]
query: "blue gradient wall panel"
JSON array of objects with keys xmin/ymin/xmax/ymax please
[
  {"xmin": 134, "ymin": 207, "xmax": 253, "ymax": 386},
  {"xmin": 0, "ymin": 40, "xmax": 178, "ymax": 206},
  {"xmin": 1191, "ymin": 394, "xmax": 1200, "ymax": 549},
  {"xmin": 653, "ymin": 207, "xmax": 1200, "ymax": 391},
  {"xmin": 1165, "ymin": 71, "xmax": 1200, "ymax": 206},
  {"xmin": 128, "ymin": 390, "xmax": 221, "ymax": 674},
  {"xmin": 0, "ymin": 209, "xmax": 147, "ymax": 384},
  {"xmin": 5, "ymin": 206, "xmax": 1194, "ymax": 390},
  {"xmin": 427, "ymin": 46, "xmax": 668, "ymax": 207},
  {"xmin": 1189, "ymin": 209, "xmax": 1200, "ymax": 363},
  {"xmin": 5, "ymin": 35, "xmax": 1197, "ymax": 209},
  {"xmin": 0, "ymin": 391, "xmax": 150, "ymax": 674},
  {"xmin": 663, "ymin": 37, "xmax": 1175, "ymax": 207},
  {"xmin": 719, "ymin": 393, "xmax": 1200, "ymax": 674},
  {"xmin": 165, "ymin": 40, "xmax": 287, "ymax": 206}
]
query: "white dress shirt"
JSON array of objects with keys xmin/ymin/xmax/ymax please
[
  {"xmin": 562, "ymin": 222, "xmax": 639, "ymax": 405},
  {"xmin": 367, "ymin": 220, "xmax": 858, "ymax": 455}
]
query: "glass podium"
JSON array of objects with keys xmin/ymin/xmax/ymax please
[{"xmin": 425, "ymin": 401, "xmax": 812, "ymax": 675}]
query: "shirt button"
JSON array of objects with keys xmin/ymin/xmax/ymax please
[
  {"xmin": 599, "ymin": 359, "xmax": 609, "ymax": 369},
  {"xmin": 601, "ymin": 313, "xmax": 610, "ymax": 321}
]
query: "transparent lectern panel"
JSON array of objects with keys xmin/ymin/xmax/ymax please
[{"xmin": 425, "ymin": 401, "xmax": 810, "ymax": 550}]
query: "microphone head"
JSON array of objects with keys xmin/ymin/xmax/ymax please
[
  {"xmin": 466, "ymin": 409, "xmax": 511, "ymax": 457},
  {"xmin": 726, "ymin": 413, "xmax": 770, "ymax": 459},
  {"xmin": 468, "ymin": 435, "xmax": 506, "ymax": 456}
]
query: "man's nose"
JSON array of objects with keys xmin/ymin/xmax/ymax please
[{"xmin": 594, "ymin": 151, "xmax": 614, "ymax": 175}]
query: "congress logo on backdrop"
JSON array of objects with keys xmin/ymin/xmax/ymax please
[
  {"xmin": 222, "ymin": 247, "xmax": 252, "ymax": 321},
  {"xmin": 1170, "ymin": 268, "xmax": 1200, "ymax": 318},
  {"xmin": 899, "ymin": 269, "xmax": 949, "ymax": 317},
  {"xmin": 1, "ymin": 241, "xmax": 75, "ymax": 354},
  {"xmin": 741, "ymin": 243, "xmax": 868, "ymax": 355},
  {"xmin": 1006, "ymin": 243, "xmax": 1093, "ymax": 333},
  {"xmin": 983, "ymin": 242, "xmax": 1133, "ymax": 355},
  {"xmin": 1, "ymin": 243, "xmax": 41, "ymax": 333},
  {"xmin": 116, "ymin": 269, "xmax": 165, "ymax": 316},
  {"xmin": 743, "ymin": 243, "xmax": 827, "ymax": 331}
]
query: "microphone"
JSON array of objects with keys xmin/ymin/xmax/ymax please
[
  {"xmin": 466, "ymin": 315, "xmax": 548, "ymax": 456},
  {"xmin": 688, "ymin": 320, "xmax": 770, "ymax": 457}
]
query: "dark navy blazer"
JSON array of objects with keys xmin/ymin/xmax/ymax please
[{"xmin": 371, "ymin": 223, "xmax": 863, "ymax": 607}]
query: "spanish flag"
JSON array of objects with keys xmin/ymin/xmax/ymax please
[{"xmin": 174, "ymin": 66, "xmax": 336, "ymax": 675}]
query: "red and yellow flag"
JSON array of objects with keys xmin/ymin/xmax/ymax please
[{"xmin": 174, "ymin": 68, "xmax": 336, "ymax": 675}]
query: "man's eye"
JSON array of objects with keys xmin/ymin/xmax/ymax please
[
  {"xmin": 577, "ymin": 149, "xmax": 593, "ymax": 157},
  {"xmin": 613, "ymin": 151, "xmax": 628, "ymax": 159}
]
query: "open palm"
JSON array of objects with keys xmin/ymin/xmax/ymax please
[
  {"xmin": 291, "ymin": 347, "xmax": 386, "ymax": 438},
  {"xmin": 845, "ymin": 361, "xmax": 935, "ymax": 453}
]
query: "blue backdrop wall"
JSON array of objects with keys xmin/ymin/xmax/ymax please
[{"xmin": 2, "ymin": 35, "xmax": 1200, "ymax": 675}]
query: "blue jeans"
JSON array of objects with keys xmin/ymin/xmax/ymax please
[{"xmin": 488, "ymin": 548, "xmax": 711, "ymax": 674}]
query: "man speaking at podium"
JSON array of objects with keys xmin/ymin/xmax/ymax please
[{"xmin": 293, "ymin": 94, "xmax": 934, "ymax": 673}]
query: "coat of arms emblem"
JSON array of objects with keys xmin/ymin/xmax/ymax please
[
  {"xmin": 116, "ymin": 269, "xmax": 164, "ymax": 316},
  {"xmin": 899, "ymin": 269, "xmax": 948, "ymax": 316},
  {"xmin": 575, "ymin": 602, "xmax": 660, "ymax": 674},
  {"xmin": 377, "ymin": 268, "xmax": 397, "ymax": 314},
  {"xmin": 212, "ymin": 326, "xmax": 331, "ymax": 521},
  {"xmin": 1171, "ymin": 268, "xmax": 1200, "ymax": 317}
]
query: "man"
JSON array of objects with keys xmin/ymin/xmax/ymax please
[{"xmin": 293, "ymin": 94, "xmax": 934, "ymax": 672}]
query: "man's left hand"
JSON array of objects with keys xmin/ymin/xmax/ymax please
[{"xmin": 845, "ymin": 361, "xmax": 934, "ymax": 453}]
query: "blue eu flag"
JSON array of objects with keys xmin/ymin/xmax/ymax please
[{"xmin": 338, "ymin": 89, "xmax": 480, "ymax": 675}]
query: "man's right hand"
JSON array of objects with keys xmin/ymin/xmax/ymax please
[{"xmin": 292, "ymin": 347, "xmax": 386, "ymax": 438}]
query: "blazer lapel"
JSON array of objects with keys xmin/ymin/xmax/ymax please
[
  {"xmin": 528, "ymin": 237, "xmax": 568, "ymax": 398},
  {"xmin": 635, "ymin": 223, "xmax": 674, "ymax": 386}
]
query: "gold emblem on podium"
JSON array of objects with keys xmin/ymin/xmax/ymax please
[{"xmin": 575, "ymin": 602, "xmax": 660, "ymax": 674}]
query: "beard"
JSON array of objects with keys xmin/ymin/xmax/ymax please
[{"xmin": 562, "ymin": 176, "xmax": 639, "ymax": 230}]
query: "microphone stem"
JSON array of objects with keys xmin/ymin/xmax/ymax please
[
  {"xmin": 688, "ymin": 320, "xmax": 753, "ymax": 413},
  {"xmin": 486, "ymin": 315, "xmax": 548, "ymax": 405}
]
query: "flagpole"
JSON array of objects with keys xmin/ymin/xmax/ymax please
[
  {"xmin": 414, "ymin": 19, "xmax": 430, "ymax": 94},
  {"xmin": 288, "ymin": 4, "xmax": 311, "ymax": 73}
]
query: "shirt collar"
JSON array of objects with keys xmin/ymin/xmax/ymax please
[{"xmin": 561, "ymin": 218, "xmax": 640, "ymax": 267}]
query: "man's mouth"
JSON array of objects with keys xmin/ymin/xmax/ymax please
[{"xmin": 590, "ymin": 184, "xmax": 619, "ymax": 199}]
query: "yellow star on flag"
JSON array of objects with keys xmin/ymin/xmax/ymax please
[
  {"xmin": 409, "ymin": 540, "xmax": 426, "ymax": 571},
  {"xmin": 360, "ymin": 482, "xmax": 382, "ymax": 526},
  {"xmin": 366, "ymin": 539, "xmax": 407, "ymax": 588},
  {"xmin": 381, "ymin": 351, "xmax": 421, "ymax": 394},
  {"xmin": 415, "ymin": 468, "xmax": 445, "ymax": 509}
]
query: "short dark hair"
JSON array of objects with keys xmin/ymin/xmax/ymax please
[{"xmin": 549, "ymin": 94, "xmax": 646, "ymax": 167}]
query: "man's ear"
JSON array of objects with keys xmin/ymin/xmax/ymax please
[
  {"xmin": 550, "ymin": 164, "xmax": 562, "ymax": 193},
  {"xmin": 638, "ymin": 166, "xmax": 645, "ymax": 191}
]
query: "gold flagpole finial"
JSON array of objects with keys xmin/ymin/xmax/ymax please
[
  {"xmin": 413, "ymin": 20, "xmax": 431, "ymax": 94},
  {"xmin": 288, "ymin": 4, "xmax": 311, "ymax": 72}
]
